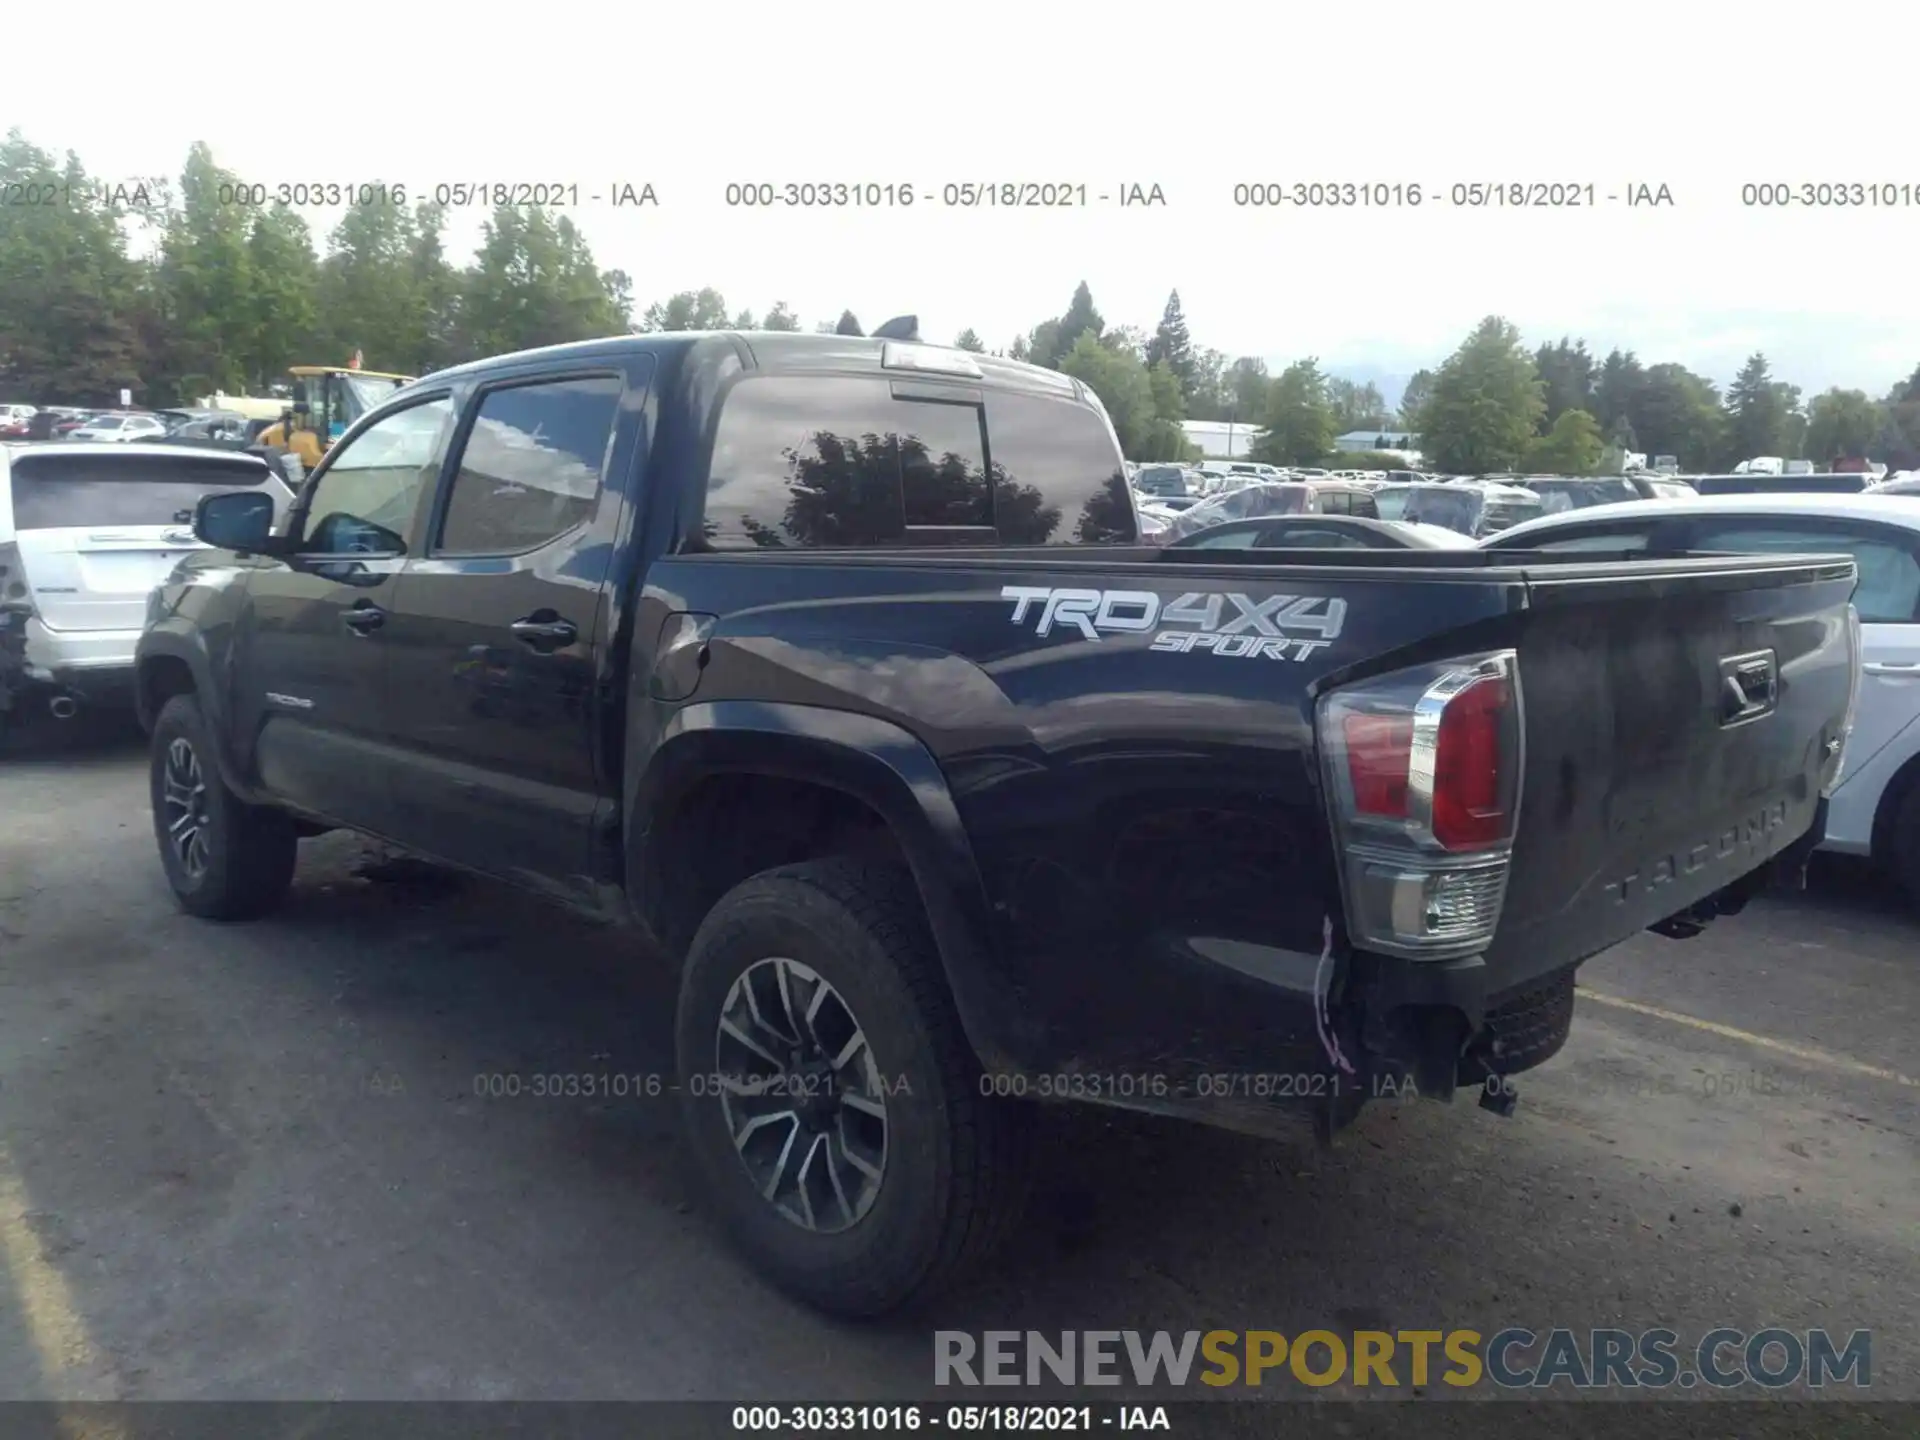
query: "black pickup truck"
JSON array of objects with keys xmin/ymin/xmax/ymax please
[{"xmin": 134, "ymin": 331, "xmax": 1859, "ymax": 1316}]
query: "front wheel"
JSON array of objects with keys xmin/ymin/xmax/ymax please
[
  {"xmin": 675, "ymin": 858, "xmax": 1033, "ymax": 1318},
  {"xmin": 150, "ymin": 694, "xmax": 298, "ymax": 919}
]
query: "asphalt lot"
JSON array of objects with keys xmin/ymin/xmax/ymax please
[{"xmin": 0, "ymin": 714, "xmax": 1915, "ymax": 1407}]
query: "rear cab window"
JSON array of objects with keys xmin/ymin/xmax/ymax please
[
  {"xmin": 703, "ymin": 376, "xmax": 1134, "ymax": 548},
  {"xmin": 5, "ymin": 450, "xmax": 282, "ymax": 530}
]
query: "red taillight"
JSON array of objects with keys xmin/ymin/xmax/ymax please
[
  {"xmin": 1343, "ymin": 712, "xmax": 1413, "ymax": 817},
  {"xmin": 1431, "ymin": 674, "xmax": 1513, "ymax": 849}
]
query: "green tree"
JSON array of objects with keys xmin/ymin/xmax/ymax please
[
  {"xmin": 1803, "ymin": 388, "xmax": 1883, "ymax": 465},
  {"xmin": 1592, "ymin": 349, "xmax": 1645, "ymax": 444},
  {"xmin": 1226, "ymin": 357, "xmax": 1269, "ymax": 423},
  {"xmin": 1144, "ymin": 289, "xmax": 1196, "ymax": 396},
  {"xmin": 1053, "ymin": 281, "xmax": 1104, "ymax": 359},
  {"xmin": 732, "ymin": 308, "xmax": 757, "ymax": 329},
  {"xmin": 1058, "ymin": 331, "xmax": 1158, "ymax": 458},
  {"xmin": 238, "ymin": 203, "xmax": 319, "ymax": 391},
  {"xmin": 761, "ymin": 301, "xmax": 800, "ymax": 332},
  {"xmin": 1721, "ymin": 352, "xmax": 1801, "ymax": 466},
  {"xmin": 0, "ymin": 132, "xmax": 150, "ymax": 403},
  {"xmin": 1415, "ymin": 316, "xmax": 1545, "ymax": 473},
  {"xmin": 640, "ymin": 287, "xmax": 732, "ymax": 331},
  {"xmin": 1185, "ymin": 347, "xmax": 1230, "ymax": 420},
  {"xmin": 1525, "ymin": 408, "xmax": 1605, "ymax": 473},
  {"xmin": 315, "ymin": 192, "xmax": 444, "ymax": 372},
  {"xmin": 1397, "ymin": 368, "xmax": 1434, "ymax": 429},
  {"xmin": 1251, "ymin": 359, "xmax": 1338, "ymax": 466},
  {"xmin": 954, "ymin": 328, "xmax": 985, "ymax": 352},
  {"xmin": 154, "ymin": 142, "xmax": 257, "ymax": 395},
  {"xmin": 1139, "ymin": 358, "xmax": 1196, "ymax": 461},
  {"xmin": 1327, "ymin": 376, "xmax": 1390, "ymax": 431},
  {"xmin": 1632, "ymin": 363, "xmax": 1724, "ymax": 468},
  {"xmin": 452, "ymin": 207, "xmax": 625, "ymax": 360},
  {"xmin": 834, "ymin": 309, "xmax": 864, "ymax": 336},
  {"xmin": 1534, "ymin": 338, "xmax": 1595, "ymax": 430},
  {"xmin": 1007, "ymin": 334, "xmax": 1030, "ymax": 362}
]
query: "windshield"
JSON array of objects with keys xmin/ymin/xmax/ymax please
[
  {"xmin": 340, "ymin": 374, "xmax": 402, "ymax": 424},
  {"xmin": 1154, "ymin": 481, "xmax": 1311, "ymax": 543},
  {"xmin": 1371, "ymin": 486, "xmax": 1411, "ymax": 520},
  {"xmin": 1401, "ymin": 487, "xmax": 1480, "ymax": 533}
]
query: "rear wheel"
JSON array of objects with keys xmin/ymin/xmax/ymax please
[
  {"xmin": 1888, "ymin": 783, "xmax": 1920, "ymax": 909},
  {"xmin": 674, "ymin": 857, "xmax": 1033, "ymax": 1317},
  {"xmin": 150, "ymin": 694, "xmax": 298, "ymax": 919}
]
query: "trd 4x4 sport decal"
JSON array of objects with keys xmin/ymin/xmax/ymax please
[{"xmin": 1001, "ymin": 586, "xmax": 1345, "ymax": 661}]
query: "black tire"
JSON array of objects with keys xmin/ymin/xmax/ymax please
[
  {"xmin": 149, "ymin": 693, "xmax": 298, "ymax": 920},
  {"xmin": 675, "ymin": 857, "xmax": 1033, "ymax": 1318},
  {"xmin": 1889, "ymin": 783, "xmax": 1920, "ymax": 909}
]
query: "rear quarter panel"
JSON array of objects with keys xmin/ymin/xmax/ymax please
[{"xmin": 640, "ymin": 551, "xmax": 1518, "ymax": 1103}]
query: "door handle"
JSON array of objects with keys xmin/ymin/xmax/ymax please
[
  {"xmin": 341, "ymin": 605, "xmax": 385, "ymax": 633},
  {"xmin": 1862, "ymin": 661, "xmax": 1920, "ymax": 676},
  {"xmin": 510, "ymin": 616, "xmax": 577, "ymax": 649}
]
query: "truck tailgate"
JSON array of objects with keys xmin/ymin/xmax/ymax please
[{"xmin": 1486, "ymin": 554, "xmax": 1857, "ymax": 990}]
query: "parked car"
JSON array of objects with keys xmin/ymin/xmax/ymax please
[
  {"xmin": 136, "ymin": 330, "xmax": 1854, "ymax": 1318},
  {"xmin": 1871, "ymin": 476, "xmax": 1920, "ymax": 497},
  {"xmin": 1486, "ymin": 491, "xmax": 1920, "ymax": 903},
  {"xmin": 0, "ymin": 405, "xmax": 37, "ymax": 432},
  {"xmin": 0, "ymin": 444, "xmax": 295, "ymax": 729},
  {"xmin": 68, "ymin": 412, "xmax": 170, "ymax": 444},
  {"xmin": 1166, "ymin": 514, "xmax": 1477, "ymax": 550},
  {"xmin": 1132, "ymin": 463, "xmax": 1195, "ymax": 499},
  {"xmin": 1398, "ymin": 480, "xmax": 1545, "ymax": 538},
  {"xmin": 1148, "ymin": 478, "xmax": 1383, "ymax": 545}
]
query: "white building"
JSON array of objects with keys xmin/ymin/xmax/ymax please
[{"xmin": 1182, "ymin": 420, "xmax": 1260, "ymax": 458}]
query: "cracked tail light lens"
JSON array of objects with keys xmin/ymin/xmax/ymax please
[{"xmin": 1319, "ymin": 650, "xmax": 1524, "ymax": 959}]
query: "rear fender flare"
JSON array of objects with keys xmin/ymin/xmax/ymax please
[{"xmin": 627, "ymin": 701, "xmax": 1023, "ymax": 1074}]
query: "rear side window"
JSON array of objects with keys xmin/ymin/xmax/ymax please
[
  {"xmin": 1688, "ymin": 522, "xmax": 1920, "ymax": 624},
  {"xmin": 704, "ymin": 377, "xmax": 992, "ymax": 549},
  {"xmin": 8, "ymin": 452, "xmax": 276, "ymax": 529},
  {"xmin": 1349, "ymin": 491, "xmax": 1380, "ymax": 519},
  {"xmin": 437, "ymin": 375, "xmax": 622, "ymax": 554},
  {"xmin": 980, "ymin": 390, "xmax": 1134, "ymax": 544}
]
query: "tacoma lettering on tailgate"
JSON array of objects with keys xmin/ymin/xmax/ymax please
[
  {"xmin": 1604, "ymin": 800, "xmax": 1791, "ymax": 906},
  {"xmin": 1001, "ymin": 586, "xmax": 1346, "ymax": 661}
]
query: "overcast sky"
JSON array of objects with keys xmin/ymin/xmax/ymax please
[{"xmin": 8, "ymin": 0, "xmax": 1915, "ymax": 397}]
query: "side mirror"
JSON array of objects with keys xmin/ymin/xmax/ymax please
[{"xmin": 195, "ymin": 490, "xmax": 280, "ymax": 555}]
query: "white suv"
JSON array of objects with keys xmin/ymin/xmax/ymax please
[{"xmin": 1, "ymin": 444, "xmax": 294, "ymax": 731}]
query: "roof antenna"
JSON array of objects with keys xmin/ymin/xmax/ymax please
[{"xmin": 871, "ymin": 315, "xmax": 920, "ymax": 341}]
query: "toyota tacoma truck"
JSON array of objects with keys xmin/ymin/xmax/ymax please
[{"xmin": 134, "ymin": 329, "xmax": 1860, "ymax": 1316}]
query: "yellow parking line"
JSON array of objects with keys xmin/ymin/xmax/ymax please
[
  {"xmin": 0, "ymin": 1144, "xmax": 99, "ymax": 1381},
  {"xmin": 1577, "ymin": 988, "xmax": 1918, "ymax": 1089}
]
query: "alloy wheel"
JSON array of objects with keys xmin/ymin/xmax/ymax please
[
  {"xmin": 715, "ymin": 957, "xmax": 888, "ymax": 1233},
  {"xmin": 161, "ymin": 736, "xmax": 212, "ymax": 880}
]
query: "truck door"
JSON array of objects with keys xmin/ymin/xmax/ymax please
[{"xmin": 376, "ymin": 362, "xmax": 648, "ymax": 886}]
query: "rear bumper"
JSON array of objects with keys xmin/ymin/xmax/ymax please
[{"xmin": 0, "ymin": 614, "xmax": 138, "ymax": 708}]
